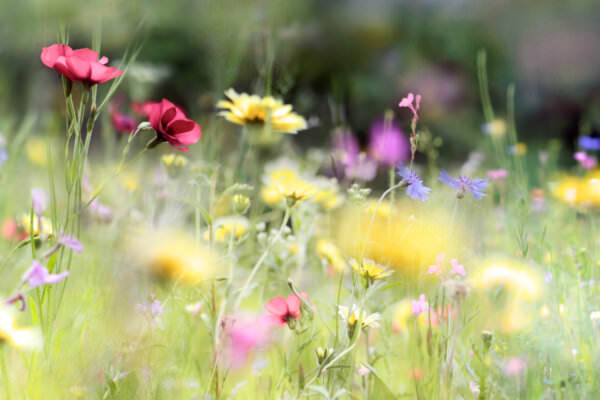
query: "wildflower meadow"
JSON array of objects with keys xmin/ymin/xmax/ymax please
[{"xmin": 1, "ymin": 1, "xmax": 600, "ymax": 399}]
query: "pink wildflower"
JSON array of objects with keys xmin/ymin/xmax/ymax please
[
  {"xmin": 487, "ymin": 169, "xmax": 509, "ymax": 181},
  {"xmin": 398, "ymin": 92, "xmax": 422, "ymax": 127},
  {"xmin": 260, "ymin": 293, "xmax": 307, "ymax": 326},
  {"xmin": 450, "ymin": 259, "xmax": 466, "ymax": 277},
  {"xmin": 411, "ymin": 294, "xmax": 428, "ymax": 317}
]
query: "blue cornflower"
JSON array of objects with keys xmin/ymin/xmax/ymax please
[
  {"xmin": 578, "ymin": 136, "xmax": 600, "ymax": 151},
  {"xmin": 438, "ymin": 170, "xmax": 489, "ymax": 200},
  {"xmin": 396, "ymin": 166, "xmax": 431, "ymax": 201}
]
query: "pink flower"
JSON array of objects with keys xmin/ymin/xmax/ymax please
[
  {"xmin": 109, "ymin": 103, "xmax": 138, "ymax": 134},
  {"xmin": 221, "ymin": 316, "xmax": 270, "ymax": 368},
  {"xmin": 398, "ymin": 92, "xmax": 422, "ymax": 127},
  {"xmin": 146, "ymin": 99, "xmax": 202, "ymax": 152},
  {"xmin": 427, "ymin": 253, "xmax": 445, "ymax": 275},
  {"xmin": 368, "ymin": 119, "xmax": 410, "ymax": 167},
  {"xmin": 450, "ymin": 259, "xmax": 466, "ymax": 277},
  {"xmin": 31, "ymin": 188, "xmax": 47, "ymax": 216},
  {"xmin": 260, "ymin": 293, "xmax": 307, "ymax": 326},
  {"xmin": 469, "ymin": 381, "xmax": 480, "ymax": 397},
  {"xmin": 502, "ymin": 357, "xmax": 526, "ymax": 377},
  {"xmin": 487, "ymin": 169, "xmax": 509, "ymax": 181},
  {"xmin": 411, "ymin": 294, "xmax": 428, "ymax": 317},
  {"xmin": 574, "ymin": 151, "xmax": 597, "ymax": 169},
  {"xmin": 22, "ymin": 261, "xmax": 69, "ymax": 288},
  {"xmin": 41, "ymin": 44, "xmax": 122, "ymax": 86}
]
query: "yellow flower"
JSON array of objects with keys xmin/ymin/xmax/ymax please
[
  {"xmin": 20, "ymin": 214, "xmax": 53, "ymax": 237},
  {"xmin": 261, "ymin": 165, "xmax": 316, "ymax": 206},
  {"xmin": 470, "ymin": 259, "xmax": 543, "ymax": 333},
  {"xmin": 161, "ymin": 153, "xmax": 189, "ymax": 168},
  {"xmin": 232, "ymin": 194, "xmax": 250, "ymax": 214},
  {"xmin": 333, "ymin": 201, "xmax": 462, "ymax": 273},
  {"xmin": 350, "ymin": 258, "xmax": 391, "ymax": 281},
  {"xmin": 204, "ymin": 216, "xmax": 249, "ymax": 243},
  {"xmin": 26, "ymin": 138, "xmax": 48, "ymax": 166},
  {"xmin": 0, "ymin": 306, "xmax": 41, "ymax": 349},
  {"xmin": 217, "ymin": 89, "xmax": 307, "ymax": 134},
  {"xmin": 316, "ymin": 238, "xmax": 347, "ymax": 272},
  {"xmin": 338, "ymin": 305, "xmax": 381, "ymax": 329},
  {"xmin": 470, "ymin": 261, "xmax": 540, "ymax": 301},
  {"xmin": 553, "ymin": 175, "xmax": 582, "ymax": 204},
  {"xmin": 134, "ymin": 229, "xmax": 220, "ymax": 284},
  {"xmin": 482, "ymin": 119, "xmax": 507, "ymax": 137},
  {"xmin": 510, "ymin": 142, "xmax": 527, "ymax": 156},
  {"xmin": 119, "ymin": 170, "xmax": 139, "ymax": 192}
]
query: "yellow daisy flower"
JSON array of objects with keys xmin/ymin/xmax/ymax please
[
  {"xmin": 217, "ymin": 89, "xmax": 307, "ymax": 134},
  {"xmin": 350, "ymin": 258, "xmax": 391, "ymax": 281}
]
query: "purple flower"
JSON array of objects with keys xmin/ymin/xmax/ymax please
[
  {"xmin": 397, "ymin": 166, "xmax": 431, "ymax": 201},
  {"xmin": 334, "ymin": 132, "xmax": 377, "ymax": 181},
  {"xmin": 31, "ymin": 188, "xmax": 47, "ymax": 216},
  {"xmin": 438, "ymin": 170, "xmax": 489, "ymax": 200},
  {"xmin": 368, "ymin": 119, "xmax": 410, "ymax": 167},
  {"xmin": 22, "ymin": 261, "xmax": 69, "ymax": 288},
  {"xmin": 5, "ymin": 293, "xmax": 26, "ymax": 311},
  {"xmin": 58, "ymin": 235, "xmax": 84, "ymax": 253},
  {"xmin": 411, "ymin": 294, "xmax": 428, "ymax": 317},
  {"xmin": 0, "ymin": 148, "xmax": 7, "ymax": 168},
  {"xmin": 578, "ymin": 136, "xmax": 600, "ymax": 151}
]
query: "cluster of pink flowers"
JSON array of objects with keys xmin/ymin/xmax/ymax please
[{"xmin": 427, "ymin": 253, "xmax": 466, "ymax": 277}]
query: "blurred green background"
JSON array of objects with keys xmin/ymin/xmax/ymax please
[{"xmin": 1, "ymin": 0, "xmax": 599, "ymax": 155}]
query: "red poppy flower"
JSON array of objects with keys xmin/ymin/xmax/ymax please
[
  {"xmin": 260, "ymin": 293, "xmax": 307, "ymax": 326},
  {"xmin": 41, "ymin": 44, "xmax": 122, "ymax": 86},
  {"xmin": 146, "ymin": 99, "xmax": 202, "ymax": 152}
]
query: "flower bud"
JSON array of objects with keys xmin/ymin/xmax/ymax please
[
  {"xmin": 232, "ymin": 194, "xmax": 250, "ymax": 215},
  {"xmin": 482, "ymin": 330, "xmax": 493, "ymax": 353}
]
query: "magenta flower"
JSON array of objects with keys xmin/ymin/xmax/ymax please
[
  {"xmin": 438, "ymin": 170, "xmax": 489, "ymax": 200},
  {"xmin": 411, "ymin": 294, "xmax": 428, "ymax": 317},
  {"xmin": 398, "ymin": 92, "xmax": 422, "ymax": 128},
  {"xmin": 334, "ymin": 132, "xmax": 377, "ymax": 181},
  {"xmin": 368, "ymin": 119, "xmax": 410, "ymax": 167},
  {"xmin": 260, "ymin": 293, "xmax": 307, "ymax": 326},
  {"xmin": 22, "ymin": 261, "xmax": 69, "ymax": 288},
  {"xmin": 574, "ymin": 151, "xmax": 597, "ymax": 169},
  {"xmin": 221, "ymin": 316, "xmax": 270, "ymax": 369},
  {"xmin": 487, "ymin": 169, "xmax": 509, "ymax": 181},
  {"xmin": 31, "ymin": 188, "xmax": 47, "ymax": 216},
  {"xmin": 397, "ymin": 166, "xmax": 431, "ymax": 201},
  {"xmin": 109, "ymin": 103, "xmax": 138, "ymax": 134}
]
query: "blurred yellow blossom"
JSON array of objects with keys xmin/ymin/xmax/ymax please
[
  {"xmin": 333, "ymin": 201, "xmax": 463, "ymax": 273},
  {"xmin": 26, "ymin": 137, "xmax": 47, "ymax": 166},
  {"xmin": 204, "ymin": 216, "xmax": 249, "ymax": 243},
  {"xmin": 316, "ymin": 238, "xmax": 347, "ymax": 272},
  {"xmin": 0, "ymin": 306, "xmax": 41, "ymax": 349},
  {"xmin": 20, "ymin": 214, "xmax": 53, "ymax": 237},
  {"xmin": 134, "ymin": 229, "xmax": 220, "ymax": 284}
]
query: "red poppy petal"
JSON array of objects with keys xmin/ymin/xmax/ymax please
[
  {"xmin": 66, "ymin": 56, "xmax": 92, "ymax": 81},
  {"xmin": 40, "ymin": 44, "xmax": 72, "ymax": 68},
  {"xmin": 264, "ymin": 297, "xmax": 288, "ymax": 317},
  {"xmin": 286, "ymin": 294, "xmax": 301, "ymax": 315},
  {"xmin": 71, "ymin": 48, "xmax": 100, "ymax": 62},
  {"xmin": 160, "ymin": 107, "xmax": 177, "ymax": 128}
]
